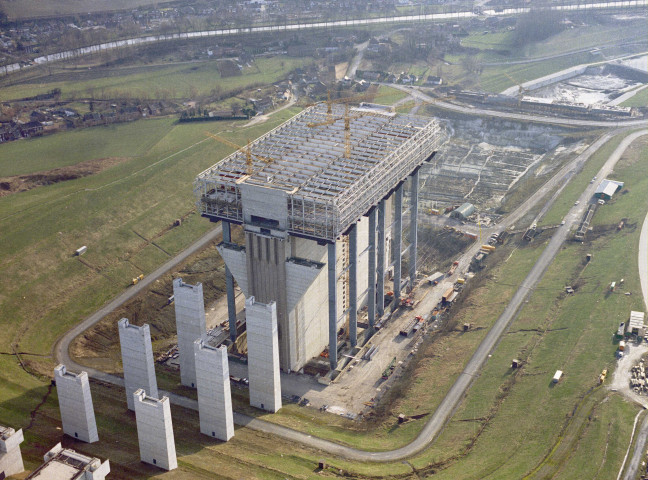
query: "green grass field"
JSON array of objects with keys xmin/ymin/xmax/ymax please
[
  {"xmin": 1, "ymin": 57, "xmax": 313, "ymax": 102},
  {"xmin": 621, "ymin": 87, "xmax": 648, "ymax": 108},
  {"xmin": 0, "ymin": 0, "xmax": 170, "ymax": 20}
]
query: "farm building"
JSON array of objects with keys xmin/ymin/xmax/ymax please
[{"xmin": 594, "ymin": 179, "xmax": 624, "ymax": 201}]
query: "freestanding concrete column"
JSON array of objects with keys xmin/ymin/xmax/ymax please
[
  {"xmin": 368, "ymin": 208, "xmax": 377, "ymax": 329},
  {"xmin": 118, "ymin": 318, "xmax": 158, "ymax": 411},
  {"xmin": 54, "ymin": 365, "xmax": 99, "ymax": 443},
  {"xmin": 246, "ymin": 297, "xmax": 282, "ymax": 412},
  {"xmin": 393, "ymin": 183, "xmax": 404, "ymax": 311},
  {"xmin": 173, "ymin": 278, "xmax": 206, "ymax": 388},
  {"xmin": 328, "ymin": 242, "xmax": 338, "ymax": 369},
  {"xmin": 194, "ymin": 338, "xmax": 234, "ymax": 441},
  {"xmin": 133, "ymin": 389, "xmax": 177, "ymax": 471},
  {"xmin": 409, "ymin": 169, "xmax": 420, "ymax": 288},
  {"xmin": 0, "ymin": 426, "xmax": 24, "ymax": 478},
  {"xmin": 348, "ymin": 224, "xmax": 358, "ymax": 347},
  {"xmin": 222, "ymin": 221, "xmax": 238, "ymax": 341},
  {"xmin": 377, "ymin": 199, "xmax": 386, "ymax": 317}
]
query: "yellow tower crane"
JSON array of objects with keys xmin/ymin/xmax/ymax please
[{"xmin": 205, "ymin": 132, "xmax": 278, "ymax": 175}]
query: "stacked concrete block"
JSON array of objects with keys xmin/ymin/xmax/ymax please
[
  {"xmin": 246, "ymin": 297, "xmax": 282, "ymax": 412},
  {"xmin": 173, "ymin": 278, "xmax": 207, "ymax": 388},
  {"xmin": 0, "ymin": 425, "xmax": 24, "ymax": 478},
  {"xmin": 118, "ymin": 318, "xmax": 158, "ymax": 410},
  {"xmin": 54, "ymin": 364, "xmax": 99, "ymax": 443},
  {"xmin": 194, "ymin": 338, "xmax": 234, "ymax": 441},
  {"xmin": 133, "ymin": 389, "xmax": 177, "ymax": 471}
]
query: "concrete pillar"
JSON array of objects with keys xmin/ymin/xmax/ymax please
[
  {"xmin": 0, "ymin": 426, "xmax": 24, "ymax": 478},
  {"xmin": 410, "ymin": 169, "xmax": 420, "ymax": 288},
  {"xmin": 348, "ymin": 224, "xmax": 358, "ymax": 347},
  {"xmin": 118, "ymin": 318, "xmax": 158, "ymax": 411},
  {"xmin": 327, "ymin": 242, "xmax": 338, "ymax": 369},
  {"xmin": 222, "ymin": 221, "xmax": 238, "ymax": 341},
  {"xmin": 246, "ymin": 297, "xmax": 282, "ymax": 412},
  {"xmin": 133, "ymin": 389, "xmax": 177, "ymax": 471},
  {"xmin": 54, "ymin": 365, "xmax": 99, "ymax": 443},
  {"xmin": 368, "ymin": 208, "xmax": 377, "ymax": 329},
  {"xmin": 41, "ymin": 443, "xmax": 109, "ymax": 479},
  {"xmin": 173, "ymin": 278, "xmax": 207, "ymax": 388},
  {"xmin": 393, "ymin": 183, "xmax": 403, "ymax": 311},
  {"xmin": 194, "ymin": 338, "xmax": 234, "ymax": 441},
  {"xmin": 377, "ymin": 199, "xmax": 386, "ymax": 317}
]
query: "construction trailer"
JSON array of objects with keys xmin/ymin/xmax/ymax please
[{"xmin": 195, "ymin": 103, "xmax": 444, "ymax": 371}]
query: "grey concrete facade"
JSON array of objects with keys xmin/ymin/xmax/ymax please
[
  {"xmin": 246, "ymin": 297, "xmax": 282, "ymax": 412},
  {"xmin": 194, "ymin": 338, "xmax": 234, "ymax": 441},
  {"xmin": 27, "ymin": 443, "xmax": 109, "ymax": 480},
  {"xmin": 0, "ymin": 426, "xmax": 24, "ymax": 478},
  {"xmin": 173, "ymin": 278, "xmax": 207, "ymax": 388},
  {"xmin": 54, "ymin": 364, "xmax": 99, "ymax": 443},
  {"xmin": 118, "ymin": 318, "xmax": 158, "ymax": 410},
  {"xmin": 133, "ymin": 389, "xmax": 177, "ymax": 471}
]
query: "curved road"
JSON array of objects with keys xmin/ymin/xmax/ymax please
[
  {"xmin": 392, "ymin": 85, "xmax": 648, "ymax": 129},
  {"xmin": 55, "ymin": 107, "xmax": 647, "ymax": 462},
  {"xmin": 622, "ymin": 153, "xmax": 648, "ymax": 480}
]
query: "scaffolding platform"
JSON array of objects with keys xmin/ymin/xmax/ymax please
[{"xmin": 195, "ymin": 103, "xmax": 443, "ymax": 242}]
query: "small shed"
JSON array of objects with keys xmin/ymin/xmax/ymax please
[
  {"xmin": 450, "ymin": 202, "xmax": 475, "ymax": 220},
  {"xmin": 594, "ymin": 179, "xmax": 624, "ymax": 201},
  {"xmin": 628, "ymin": 311, "xmax": 645, "ymax": 336}
]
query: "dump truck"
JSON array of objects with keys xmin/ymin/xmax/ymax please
[{"xmin": 447, "ymin": 261, "xmax": 459, "ymax": 276}]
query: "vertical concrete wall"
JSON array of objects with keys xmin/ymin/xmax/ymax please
[
  {"xmin": 246, "ymin": 297, "xmax": 282, "ymax": 412},
  {"xmin": 118, "ymin": 318, "xmax": 158, "ymax": 410},
  {"xmin": 194, "ymin": 339, "xmax": 234, "ymax": 441},
  {"xmin": 288, "ymin": 236, "xmax": 328, "ymax": 370},
  {"xmin": 245, "ymin": 232, "xmax": 290, "ymax": 370},
  {"xmin": 54, "ymin": 365, "xmax": 99, "ymax": 443},
  {"xmin": 0, "ymin": 426, "xmax": 24, "ymax": 478},
  {"xmin": 133, "ymin": 389, "xmax": 177, "ymax": 471},
  {"xmin": 217, "ymin": 244, "xmax": 249, "ymax": 296},
  {"xmin": 173, "ymin": 278, "xmax": 207, "ymax": 388}
]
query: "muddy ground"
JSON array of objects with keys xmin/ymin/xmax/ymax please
[{"xmin": 0, "ymin": 157, "xmax": 128, "ymax": 197}]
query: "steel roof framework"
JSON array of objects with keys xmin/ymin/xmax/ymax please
[{"xmin": 195, "ymin": 103, "xmax": 443, "ymax": 241}]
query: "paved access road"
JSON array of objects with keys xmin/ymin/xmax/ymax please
[
  {"xmin": 54, "ymin": 123, "xmax": 648, "ymax": 462},
  {"xmin": 621, "ymin": 131, "xmax": 648, "ymax": 480},
  {"xmin": 393, "ymin": 85, "xmax": 648, "ymax": 129},
  {"xmin": 54, "ymin": 225, "xmax": 222, "ymax": 379}
]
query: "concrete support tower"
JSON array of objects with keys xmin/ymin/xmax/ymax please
[
  {"xmin": 392, "ymin": 182, "xmax": 404, "ymax": 311},
  {"xmin": 133, "ymin": 389, "xmax": 177, "ymax": 471},
  {"xmin": 194, "ymin": 338, "xmax": 234, "ymax": 441},
  {"xmin": 173, "ymin": 278, "xmax": 206, "ymax": 388},
  {"xmin": 31, "ymin": 443, "xmax": 109, "ymax": 479},
  {"xmin": 0, "ymin": 426, "xmax": 24, "ymax": 478},
  {"xmin": 222, "ymin": 221, "xmax": 238, "ymax": 341},
  {"xmin": 246, "ymin": 297, "xmax": 282, "ymax": 412},
  {"xmin": 409, "ymin": 169, "xmax": 420, "ymax": 287},
  {"xmin": 118, "ymin": 318, "xmax": 158, "ymax": 410},
  {"xmin": 54, "ymin": 365, "xmax": 99, "ymax": 443}
]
